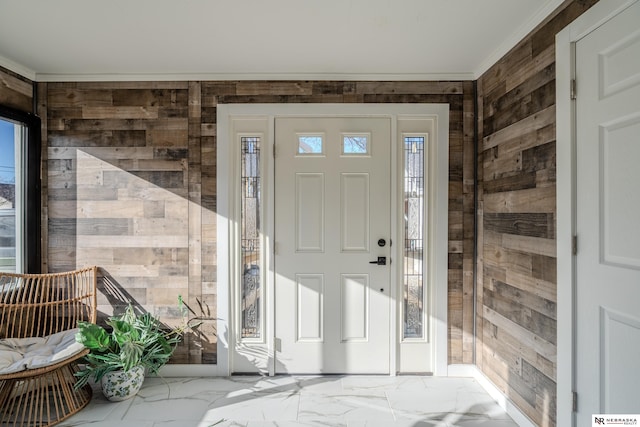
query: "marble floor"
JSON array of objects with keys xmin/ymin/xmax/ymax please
[{"xmin": 58, "ymin": 375, "xmax": 520, "ymax": 427}]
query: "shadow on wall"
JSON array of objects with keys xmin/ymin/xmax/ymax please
[
  {"xmin": 46, "ymin": 133, "xmax": 218, "ymax": 364},
  {"xmin": 98, "ymin": 267, "xmax": 218, "ymax": 364}
]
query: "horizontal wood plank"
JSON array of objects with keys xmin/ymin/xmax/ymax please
[{"xmin": 483, "ymin": 186, "xmax": 556, "ymax": 214}]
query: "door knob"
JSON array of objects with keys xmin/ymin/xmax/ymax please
[{"xmin": 369, "ymin": 256, "xmax": 387, "ymax": 265}]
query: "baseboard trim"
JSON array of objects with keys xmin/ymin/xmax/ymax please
[
  {"xmin": 158, "ymin": 364, "xmax": 221, "ymax": 377},
  {"xmin": 448, "ymin": 364, "xmax": 536, "ymax": 427}
]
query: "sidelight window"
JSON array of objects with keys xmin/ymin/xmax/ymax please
[
  {"xmin": 403, "ymin": 135, "xmax": 426, "ymax": 339},
  {"xmin": 240, "ymin": 136, "xmax": 261, "ymax": 339}
]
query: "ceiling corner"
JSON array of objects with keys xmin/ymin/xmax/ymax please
[
  {"xmin": 0, "ymin": 54, "xmax": 37, "ymax": 82},
  {"xmin": 472, "ymin": 0, "xmax": 566, "ymax": 80}
]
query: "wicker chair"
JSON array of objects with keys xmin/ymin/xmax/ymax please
[{"xmin": 0, "ymin": 266, "xmax": 97, "ymax": 426}]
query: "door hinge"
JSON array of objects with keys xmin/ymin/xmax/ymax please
[
  {"xmin": 572, "ymin": 235, "xmax": 578, "ymax": 256},
  {"xmin": 572, "ymin": 391, "xmax": 578, "ymax": 412},
  {"xmin": 273, "ymin": 145, "xmax": 276, "ymax": 158},
  {"xmin": 570, "ymin": 79, "xmax": 577, "ymax": 100}
]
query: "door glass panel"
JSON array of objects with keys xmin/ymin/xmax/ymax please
[
  {"xmin": 241, "ymin": 136, "xmax": 261, "ymax": 339},
  {"xmin": 0, "ymin": 119, "xmax": 21, "ymax": 273},
  {"xmin": 342, "ymin": 134, "xmax": 369, "ymax": 155},
  {"xmin": 403, "ymin": 136, "xmax": 425, "ymax": 339},
  {"xmin": 297, "ymin": 135, "xmax": 323, "ymax": 154}
]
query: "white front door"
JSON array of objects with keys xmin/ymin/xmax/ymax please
[
  {"xmin": 274, "ymin": 117, "xmax": 391, "ymax": 373},
  {"xmin": 575, "ymin": 1, "xmax": 640, "ymax": 423}
]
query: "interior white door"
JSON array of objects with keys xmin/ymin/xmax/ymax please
[
  {"xmin": 575, "ymin": 1, "xmax": 640, "ymax": 423},
  {"xmin": 274, "ymin": 117, "xmax": 391, "ymax": 374}
]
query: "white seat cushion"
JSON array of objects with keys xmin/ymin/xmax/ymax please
[{"xmin": 0, "ymin": 328, "xmax": 85, "ymax": 375}]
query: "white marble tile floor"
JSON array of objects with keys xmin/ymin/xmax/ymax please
[{"xmin": 58, "ymin": 375, "xmax": 521, "ymax": 427}]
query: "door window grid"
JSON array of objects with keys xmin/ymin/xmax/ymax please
[
  {"xmin": 403, "ymin": 136, "xmax": 425, "ymax": 339},
  {"xmin": 241, "ymin": 136, "xmax": 261, "ymax": 339}
]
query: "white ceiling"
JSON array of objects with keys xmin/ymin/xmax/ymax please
[{"xmin": 0, "ymin": 0, "xmax": 564, "ymax": 82}]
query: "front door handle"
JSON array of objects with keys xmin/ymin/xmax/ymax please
[{"xmin": 369, "ymin": 256, "xmax": 387, "ymax": 266}]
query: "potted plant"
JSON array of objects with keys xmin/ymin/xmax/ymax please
[{"xmin": 74, "ymin": 303, "xmax": 187, "ymax": 401}]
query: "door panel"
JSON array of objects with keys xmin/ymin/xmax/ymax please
[
  {"xmin": 575, "ymin": 1, "xmax": 640, "ymax": 422},
  {"xmin": 341, "ymin": 173, "xmax": 370, "ymax": 251},
  {"xmin": 296, "ymin": 173, "xmax": 325, "ymax": 252},
  {"xmin": 296, "ymin": 274, "xmax": 324, "ymax": 341},
  {"xmin": 341, "ymin": 274, "xmax": 369, "ymax": 341},
  {"xmin": 275, "ymin": 117, "xmax": 391, "ymax": 374}
]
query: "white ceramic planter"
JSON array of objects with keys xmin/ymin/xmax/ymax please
[{"xmin": 100, "ymin": 365, "xmax": 145, "ymax": 401}]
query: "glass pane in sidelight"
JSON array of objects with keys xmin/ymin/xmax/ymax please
[
  {"xmin": 241, "ymin": 136, "xmax": 261, "ymax": 339},
  {"xmin": 403, "ymin": 136, "xmax": 425, "ymax": 339}
]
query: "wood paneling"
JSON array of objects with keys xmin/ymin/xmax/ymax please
[
  {"xmin": 42, "ymin": 80, "xmax": 475, "ymax": 367},
  {"xmin": 0, "ymin": 66, "xmax": 32, "ymax": 113},
  {"xmin": 476, "ymin": 1, "xmax": 599, "ymax": 426},
  {"xmin": 43, "ymin": 82, "xmax": 206, "ymax": 362}
]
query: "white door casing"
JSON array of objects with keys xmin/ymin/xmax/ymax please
[
  {"xmin": 575, "ymin": 0, "xmax": 640, "ymax": 421},
  {"xmin": 557, "ymin": 1, "xmax": 640, "ymax": 425},
  {"xmin": 274, "ymin": 117, "xmax": 391, "ymax": 374},
  {"xmin": 216, "ymin": 104, "xmax": 449, "ymax": 377}
]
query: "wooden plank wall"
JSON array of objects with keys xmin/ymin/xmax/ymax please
[
  {"xmin": 476, "ymin": 1, "xmax": 598, "ymax": 425},
  {"xmin": 43, "ymin": 82, "xmax": 215, "ymax": 362},
  {"xmin": 41, "ymin": 80, "xmax": 475, "ymax": 365},
  {"xmin": 0, "ymin": 66, "xmax": 33, "ymax": 113}
]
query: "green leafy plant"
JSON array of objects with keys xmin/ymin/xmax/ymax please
[{"xmin": 74, "ymin": 303, "xmax": 188, "ymax": 390}]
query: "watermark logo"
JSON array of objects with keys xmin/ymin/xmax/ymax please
[{"xmin": 592, "ymin": 415, "xmax": 639, "ymax": 426}]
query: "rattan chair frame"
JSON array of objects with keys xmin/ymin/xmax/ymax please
[{"xmin": 0, "ymin": 266, "xmax": 97, "ymax": 426}]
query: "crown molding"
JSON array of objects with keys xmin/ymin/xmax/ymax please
[
  {"xmin": 33, "ymin": 71, "xmax": 475, "ymax": 83},
  {"xmin": 473, "ymin": 0, "xmax": 566, "ymax": 79},
  {"xmin": 0, "ymin": 54, "xmax": 36, "ymax": 81}
]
